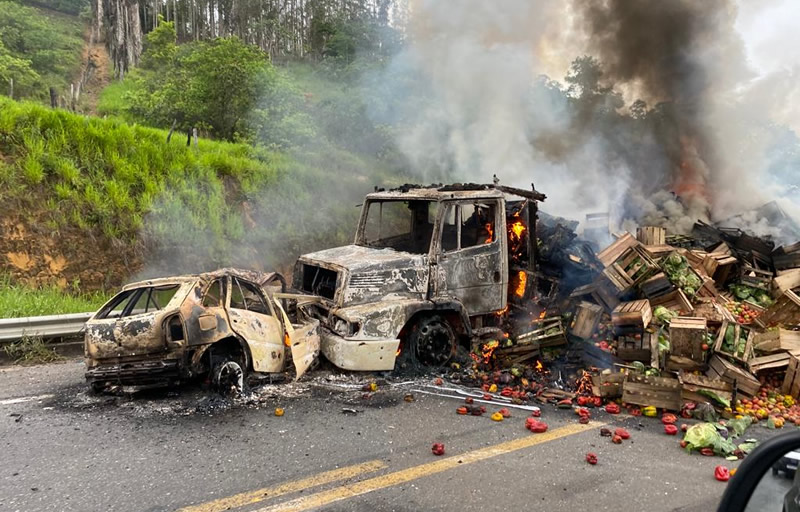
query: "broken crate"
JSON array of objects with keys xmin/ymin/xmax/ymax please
[
  {"xmin": 669, "ymin": 317, "xmax": 708, "ymax": 362},
  {"xmin": 622, "ymin": 374, "xmax": 682, "ymax": 411}
]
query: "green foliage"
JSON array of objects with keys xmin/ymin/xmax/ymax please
[
  {"xmin": 23, "ymin": 0, "xmax": 89, "ymax": 16},
  {"xmin": 0, "ymin": 275, "xmax": 108, "ymax": 317},
  {"xmin": 0, "ymin": 1, "xmax": 83, "ymax": 100},
  {"xmin": 123, "ymin": 33, "xmax": 313, "ymax": 144},
  {"xmin": 3, "ymin": 335, "xmax": 64, "ymax": 364}
]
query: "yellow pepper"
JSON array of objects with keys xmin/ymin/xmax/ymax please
[
  {"xmin": 274, "ymin": 408, "xmax": 285, "ymax": 417},
  {"xmin": 491, "ymin": 412, "xmax": 504, "ymax": 422},
  {"xmin": 489, "ymin": 384, "xmax": 498, "ymax": 393},
  {"xmin": 643, "ymin": 406, "xmax": 657, "ymax": 417}
]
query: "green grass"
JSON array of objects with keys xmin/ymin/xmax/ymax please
[
  {"xmin": 3, "ymin": 335, "xmax": 65, "ymax": 364},
  {"xmin": 0, "ymin": 97, "xmax": 405, "ymax": 278},
  {"xmin": 0, "ymin": 275, "xmax": 108, "ymax": 317},
  {"xmin": 97, "ymin": 79, "xmax": 136, "ymax": 119}
]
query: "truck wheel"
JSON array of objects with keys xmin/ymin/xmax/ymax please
[{"xmin": 408, "ymin": 315, "xmax": 457, "ymax": 367}]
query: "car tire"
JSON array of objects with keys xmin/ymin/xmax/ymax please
[
  {"xmin": 212, "ymin": 360, "xmax": 245, "ymax": 396},
  {"xmin": 89, "ymin": 381, "xmax": 105, "ymax": 394},
  {"xmin": 407, "ymin": 315, "xmax": 457, "ymax": 367}
]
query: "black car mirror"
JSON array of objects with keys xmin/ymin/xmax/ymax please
[{"xmin": 719, "ymin": 430, "xmax": 800, "ymax": 512}]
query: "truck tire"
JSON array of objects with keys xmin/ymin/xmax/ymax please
[{"xmin": 407, "ymin": 315, "xmax": 457, "ymax": 367}]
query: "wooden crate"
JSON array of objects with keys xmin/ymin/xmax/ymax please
[
  {"xmin": 748, "ymin": 350, "xmax": 800, "ymax": 375},
  {"xmin": 670, "ymin": 317, "xmax": 708, "ymax": 362},
  {"xmin": 515, "ymin": 317, "xmax": 567, "ymax": 348},
  {"xmin": 640, "ymin": 272, "xmax": 676, "ymax": 299},
  {"xmin": 666, "ymin": 355, "xmax": 705, "ymax": 373},
  {"xmin": 570, "ymin": 301, "xmax": 603, "ymax": 339},
  {"xmin": 713, "ymin": 321, "xmax": 755, "ymax": 364},
  {"xmin": 591, "ymin": 276, "xmax": 622, "ymax": 312},
  {"xmin": 602, "ymin": 246, "xmax": 659, "ymax": 293},
  {"xmin": 740, "ymin": 265, "xmax": 774, "ymax": 292},
  {"xmin": 680, "ymin": 372, "xmax": 733, "ymax": 406},
  {"xmin": 707, "ymin": 354, "xmax": 761, "ymax": 396},
  {"xmin": 637, "ymin": 226, "xmax": 666, "ymax": 246},
  {"xmin": 703, "ymin": 252, "xmax": 738, "ymax": 287},
  {"xmin": 760, "ymin": 290, "xmax": 800, "ymax": 328},
  {"xmin": 622, "ymin": 374, "xmax": 682, "ymax": 411},
  {"xmin": 650, "ymin": 288, "xmax": 694, "ymax": 314},
  {"xmin": 774, "ymin": 243, "xmax": 800, "ymax": 271},
  {"xmin": 597, "ymin": 232, "xmax": 640, "ymax": 268},
  {"xmin": 692, "ymin": 299, "xmax": 734, "ymax": 326},
  {"xmin": 774, "ymin": 269, "xmax": 800, "ymax": 297},
  {"xmin": 644, "ymin": 244, "xmax": 678, "ymax": 260},
  {"xmin": 591, "ymin": 372, "xmax": 626, "ymax": 398},
  {"xmin": 753, "ymin": 329, "xmax": 800, "ymax": 353},
  {"xmin": 783, "ymin": 353, "xmax": 800, "ymax": 398},
  {"xmin": 616, "ymin": 328, "xmax": 651, "ymax": 363},
  {"xmin": 612, "ymin": 300, "xmax": 652, "ymax": 328}
]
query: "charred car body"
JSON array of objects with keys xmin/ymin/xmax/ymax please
[
  {"xmin": 84, "ymin": 268, "xmax": 320, "ymax": 391},
  {"xmin": 294, "ymin": 183, "xmax": 545, "ymax": 371}
]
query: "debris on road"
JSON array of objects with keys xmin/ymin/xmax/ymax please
[{"xmin": 432, "ymin": 443, "xmax": 445, "ymax": 456}]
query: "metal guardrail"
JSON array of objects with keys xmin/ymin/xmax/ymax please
[{"xmin": 0, "ymin": 312, "xmax": 94, "ymax": 343}]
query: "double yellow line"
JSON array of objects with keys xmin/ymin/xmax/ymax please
[{"xmin": 180, "ymin": 421, "xmax": 600, "ymax": 512}]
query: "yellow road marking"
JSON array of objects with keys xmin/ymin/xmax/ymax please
[
  {"xmin": 178, "ymin": 460, "xmax": 388, "ymax": 512},
  {"xmin": 254, "ymin": 421, "xmax": 604, "ymax": 512}
]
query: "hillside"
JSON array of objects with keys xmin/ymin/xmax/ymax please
[{"xmin": 0, "ymin": 98, "xmax": 398, "ymax": 292}]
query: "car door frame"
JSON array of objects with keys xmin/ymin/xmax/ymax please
[{"xmin": 226, "ymin": 276, "xmax": 287, "ymax": 373}]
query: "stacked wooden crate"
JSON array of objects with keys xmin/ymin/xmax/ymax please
[{"xmin": 612, "ymin": 300, "xmax": 652, "ymax": 362}]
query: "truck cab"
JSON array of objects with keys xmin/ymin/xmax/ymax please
[{"xmin": 293, "ymin": 183, "xmax": 544, "ymax": 371}]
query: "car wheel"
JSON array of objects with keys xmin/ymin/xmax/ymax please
[
  {"xmin": 407, "ymin": 315, "xmax": 457, "ymax": 367},
  {"xmin": 212, "ymin": 360, "xmax": 245, "ymax": 396}
]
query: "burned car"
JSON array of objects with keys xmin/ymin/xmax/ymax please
[{"xmin": 84, "ymin": 268, "xmax": 319, "ymax": 392}]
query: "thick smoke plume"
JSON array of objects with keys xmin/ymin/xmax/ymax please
[{"xmin": 382, "ymin": 0, "xmax": 798, "ymax": 241}]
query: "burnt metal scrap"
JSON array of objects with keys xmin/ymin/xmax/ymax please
[{"xmin": 84, "ymin": 268, "xmax": 320, "ymax": 392}]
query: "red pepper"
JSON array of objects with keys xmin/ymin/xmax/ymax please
[
  {"xmin": 483, "ymin": 394, "xmax": 492, "ymax": 400},
  {"xmin": 501, "ymin": 388, "xmax": 513, "ymax": 397},
  {"xmin": 662, "ymin": 413, "xmax": 677, "ymax": 425},
  {"xmin": 579, "ymin": 416, "xmax": 590, "ymax": 424},
  {"xmin": 592, "ymin": 396, "xmax": 603, "ymax": 407},
  {"xmin": 680, "ymin": 440, "xmax": 688, "ymax": 448},
  {"xmin": 432, "ymin": 443, "xmax": 445, "ymax": 456},
  {"xmin": 481, "ymin": 384, "xmax": 490, "ymax": 392},
  {"xmin": 714, "ymin": 465, "xmax": 730, "ymax": 482},
  {"xmin": 576, "ymin": 407, "xmax": 590, "ymax": 417},
  {"xmin": 530, "ymin": 409, "xmax": 541, "ymax": 417},
  {"xmin": 577, "ymin": 396, "xmax": 590, "ymax": 407},
  {"xmin": 464, "ymin": 397, "xmax": 474, "ymax": 404},
  {"xmin": 612, "ymin": 434, "xmax": 622, "ymax": 444},
  {"xmin": 456, "ymin": 406, "xmax": 468, "ymax": 415},
  {"xmin": 700, "ymin": 447, "xmax": 714, "ymax": 456},
  {"xmin": 586, "ymin": 452, "xmax": 598, "ymax": 465},
  {"xmin": 526, "ymin": 419, "xmax": 548, "ymax": 433},
  {"xmin": 614, "ymin": 428, "xmax": 630, "ymax": 440},
  {"xmin": 498, "ymin": 408, "xmax": 511, "ymax": 418},
  {"xmin": 664, "ymin": 424, "xmax": 678, "ymax": 435},
  {"xmin": 605, "ymin": 403, "xmax": 620, "ymax": 414},
  {"xmin": 630, "ymin": 407, "xmax": 642, "ymax": 417}
]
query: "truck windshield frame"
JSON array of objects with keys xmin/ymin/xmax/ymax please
[{"xmin": 357, "ymin": 199, "xmax": 439, "ymax": 254}]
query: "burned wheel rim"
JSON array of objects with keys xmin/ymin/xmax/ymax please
[
  {"xmin": 412, "ymin": 317, "xmax": 456, "ymax": 367},
  {"xmin": 213, "ymin": 360, "xmax": 244, "ymax": 396}
]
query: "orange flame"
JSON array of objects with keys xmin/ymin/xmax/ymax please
[
  {"xmin": 481, "ymin": 341, "xmax": 499, "ymax": 364},
  {"xmin": 510, "ymin": 221, "xmax": 525, "ymax": 239},
  {"xmin": 515, "ymin": 270, "xmax": 527, "ymax": 298},
  {"xmin": 538, "ymin": 309, "xmax": 547, "ymax": 320},
  {"xmin": 495, "ymin": 304, "xmax": 509, "ymax": 317},
  {"xmin": 484, "ymin": 222, "xmax": 494, "ymax": 244},
  {"xmin": 535, "ymin": 360, "xmax": 544, "ymax": 372}
]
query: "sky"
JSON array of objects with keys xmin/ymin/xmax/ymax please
[{"xmin": 736, "ymin": 0, "xmax": 800, "ymax": 76}]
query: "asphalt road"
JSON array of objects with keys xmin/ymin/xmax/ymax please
[{"xmin": 0, "ymin": 359, "xmax": 780, "ymax": 512}]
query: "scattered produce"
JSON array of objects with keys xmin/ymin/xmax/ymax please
[
  {"xmin": 664, "ymin": 424, "xmax": 678, "ymax": 435},
  {"xmin": 615, "ymin": 428, "xmax": 630, "ymax": 440},
  {"xmin": 274, "ymin": 408, "xmax": 285, "ymax": 417},
  {"xmin": 612, "ymin": 434, "xmax": 622, "ymax": 444},
  {"xmin": 432, "ymin": 443, "xmax": 445, "ymax": 456},
  {"xmin": 491, "ymin": 412, "xmax": 504, "ymax": 422},
  {"xmin": 714, "ymin": 465, "xmax": 731, "ymax": 482},
  {"xmin": 456, "ymin": 406, "xmax": 468, "ymax": 415},
  {"xmin": 662, "ymin": 413, "xmax": 677, "ymax": 425},
  {"xmin": 605, "ymin": 403, "xmax": 620, "ymax": 414},
  {"xmin": 586, "ymin": 453, "xmax": 598, "ymax": 465}
]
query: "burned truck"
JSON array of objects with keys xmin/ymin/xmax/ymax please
[{"xmin": 294, "ymin": 183, "xmax": 546, "ymax": 371}]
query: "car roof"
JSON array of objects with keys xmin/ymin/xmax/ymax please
[
  {"xmin": 121, "ymin": 268, "xmax": 282, "ymax": 291},
  {"xmin": 365, "ymin": 183, "xmax": 545, "ymax": 202}
]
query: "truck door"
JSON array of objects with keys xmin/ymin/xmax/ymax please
[{"xmin": 433, "ymin": 200, "xmax": 506, "ymax": 314}]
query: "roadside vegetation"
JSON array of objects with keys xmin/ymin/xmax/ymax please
[
  {"xmin": 3, "ymin": 334, "xmax": 65, "ymax": 364},
  {"xmin": 0, "ymin": 275, "xmax": 108, "ymax": 317},
  {"xmin": 0, "ymin": 0, "xmax": 85, "ymax": 101}
]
